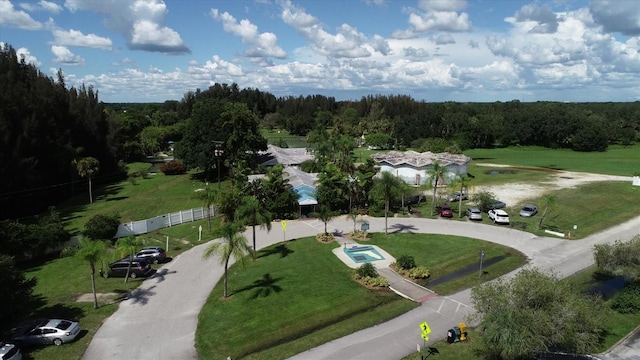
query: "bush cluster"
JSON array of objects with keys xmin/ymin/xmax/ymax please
[
  {"xmin": 315, "ymin": 233, "xmax": 335, "ymax": 243},
  {"xmin": 355, "ymin": 262, "xmax": 378, "ymax": 278},
  {"xmin": 160, "ymin": 160, "xmax": 186, "ymax": 175},
  {"xmin": 348, "ymin": 230, "xmax": 369, "ymax": 240},
  {"xmin": 396, "ymin": 254, "xmax": 416, "ymax": 270},
  {"xmin": 393, "ymin": 254, "xmax": 430, "ymax": 280},
  {"xmin": 405, "ymin": 266, "xmax": 430, "ymax": 279},
  {"xmin": 611, "ymin": 284, "xmax": 640, "ymax": 314},
  {"xmin": 353, "ymin": 263, "xmax": 388, "ymax": 288},
  {"xmin": 360, "ymin": 276, "xmax": 389, "ymax": 287}
]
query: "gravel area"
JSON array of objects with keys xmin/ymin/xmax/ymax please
[{"xmin": 473, "ymin": 163, "xmax": 632, "ymax": 207}]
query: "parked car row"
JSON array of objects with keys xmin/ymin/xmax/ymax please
[{"xmin": 101, "ymin": 246, "xmax": 166, "ymax": 279}]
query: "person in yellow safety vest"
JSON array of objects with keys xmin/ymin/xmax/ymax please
[{"xmin": 458, "ymin": 322, "xmax": 467, "ymax": 341}]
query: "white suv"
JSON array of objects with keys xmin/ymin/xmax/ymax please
[{"xmin": 488, "ymin": 209, "xmax": 510, "ymax": 224}]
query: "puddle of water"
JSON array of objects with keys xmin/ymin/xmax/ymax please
[{"xmin": 584, "ymin": 275, "xmax": 626, "ymax": 299}]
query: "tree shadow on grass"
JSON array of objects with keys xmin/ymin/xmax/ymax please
[
  {"xmin": 256, "ymin": 244, "xmax": 294, "ymax": 259},
  {"xmin": 389, "ymin": 223, "xmax": 418, "ymax": 233},
  {"xmin": 29, "ymin": 302, "xmax": 86, "ymax": 322},
  {"xmin": 232, "ymin": 273, "xmax": 283, "ymax": 299}
]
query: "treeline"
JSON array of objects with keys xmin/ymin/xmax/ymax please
[
  {"xmin": 0, "ymin": 45, "xmax": 120, "ymax": 219},
  {"xmin": 2, "ymin": 42, "xmax": 640, "ymax": 219}
]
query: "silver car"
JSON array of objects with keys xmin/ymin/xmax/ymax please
[
  {"xmin": 13, "ymin": 319, "xmax": 81, "ymax": 347},
  {"xmin": 465, "ymin": 207, "xmax": 482, "ymax": 221},
  {"xmin": 0, "ymin": 342, "xmax": 21, "ymax": 360},
  {"xmin": 519, "ymin": 204, "xmax": 538, "ymax": 217}
]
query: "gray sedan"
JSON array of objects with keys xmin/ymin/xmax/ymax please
[
  {"xmin": 519, "ymin": 204, "xmax": 538, "ymax": 217},
  {"xmin": 13, "ymin": 319, "xmax": 81, "ymax": 347}
]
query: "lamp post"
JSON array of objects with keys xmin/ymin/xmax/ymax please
[{"xmin": 214, "ymin": 141, "xmax": 224, "ymax": 189}]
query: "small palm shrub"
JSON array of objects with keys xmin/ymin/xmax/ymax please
[
  {"xmin": 396, "ymin": 254, "xmax": 416, "ymax": 270},
  {"xmin": 355, "ymin": 262, "xmax": 378, "ymax": 278},
  {"xmin": 354, "ymin": 263, "xmax": 388, "ymax": 288}
]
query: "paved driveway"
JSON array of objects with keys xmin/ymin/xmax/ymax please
[{"xmin": 82, "ymin": 215, "xmax": 640, "ymax": 360}]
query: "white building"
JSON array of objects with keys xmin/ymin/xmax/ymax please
[{"xmin": 371, "ymin": 151, "xmax": 471, "ymax": 186}]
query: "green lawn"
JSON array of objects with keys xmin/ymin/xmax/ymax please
[
  {"xmin": 14, "ymin": 144, "xmax": 640, "ymax": 360},
  {"xmin": 366, "ymin": 233, "xmax": 527, "ymax": 295},
  {"xmin": 195, "ymin": 234, "xmax": 526, "ymax": 359},
  {"xmin": 464, "ymin": 144, "xmax": 640, "ymax": 176}
]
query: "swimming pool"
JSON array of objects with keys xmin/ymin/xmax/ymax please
[{"xmin": 344, "ymin": 245, "xmax": 385, "ymax": 263}]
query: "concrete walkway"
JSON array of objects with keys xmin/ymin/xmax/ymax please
[{"xmin": 82, "ymin": 215, "xmax": 640, "ymax": 360}]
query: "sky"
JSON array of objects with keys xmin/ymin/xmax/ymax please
[{"xmin": 1, "ymin": 0, "xmax": 640, "ymax": 103}]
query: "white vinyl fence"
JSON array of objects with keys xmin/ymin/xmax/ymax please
[{"xmin": 115, "ymin": 205, "xmax": 216, "ymax": 238}]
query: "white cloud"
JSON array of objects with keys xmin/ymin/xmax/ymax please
[
  {"xmin": 16, "ymin": 46, "xmax": 41, "ymax": 66},
  {"xmin": 52, "ymin": 28, "xmax": 112, "ymax": 49},
  {"xmin": 0, "ymin": 0, "xmax": 43, "ymax": 30},
  {"xmin": 279, "ymin": 0, "xmax": 388, "ymax": 58},
  {"xmin": 19, "ymin": 0, "xmax": 62, "ymax": 14},
  {"xmin": 64, "ymin": 0, "xmax": 190, "ymax": 54},
  {"xmin": 392, "ymin": 0, "xmax": 471, "ymax": 39},
  {"xmin": 51, "ymin": 45, "xmax": 84, "ymax": 65},
  {"xmin": 210, "ymin": 9, "xmax": 287, "ymax": 60}
]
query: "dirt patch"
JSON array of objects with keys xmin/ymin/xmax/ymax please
[
  {"xmin": 473, "ymin": 164, "xmax": 631, "ymax": 207},
  {"xmin": 76, "ymin": 292, "xmax": 121, "ymax": 304}
]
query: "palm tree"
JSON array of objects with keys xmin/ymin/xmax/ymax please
[
  {"xmin": 538, "ymin": 194, "xmax": 557, "ymax": 230},
  {"xmin": 75, "ymin": 238, "xmax": 106, "ymax": 309},
  {"xmin": 215, "ymin": 186, "xmax": 243, "ymax": 223},
  {"xmin": 202, "ymin": 222, "xmax": 253, "ymax": 298},
  {"xmin": 427, "ymin": 161, "xmax": 446, "ymax": 216},
  {"xmin": 371, "ymin": 171, "xmax": 404, "ymax": 234},
  {"xmin": 450, "ymin": 173, "xmax": 473, "ymax": 218},
  {"xmin": 195, "ymin": 185, "xmax": 216, "ymax": 231},
  {"xmin": 76, "ymin": 157, "xmax": 100, "ymax": 204},
  {"xmin": 237, "ymin": 196, "xmax": 272, "ymax": 253},
  {"xmin": 310, "ymin": 204, "xmax": 338, "ymax": 235},
  {"xmin": 114, "ymin": 235, "xmax": 141, "ymax": 283}
]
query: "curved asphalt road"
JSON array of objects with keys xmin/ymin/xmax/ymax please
[{"xmin": 82, "ymin": 215, "xmax": 640, "ymax": 360}]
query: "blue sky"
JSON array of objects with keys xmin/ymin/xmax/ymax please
[{"xmin": 1, "ymin": 0, "xmax": 639, "ymax": 103}]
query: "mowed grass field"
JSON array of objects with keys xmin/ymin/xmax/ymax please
[
  {"xmin": 195, "ymin": 235, "xmax": 527, "ymax": 360},
  {"xmin": 14, "ymin": 144, "xmax": 640, "ymax": 360}
]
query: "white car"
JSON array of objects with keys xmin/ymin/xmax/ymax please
[{"xmin": 488, "ymin": 209, "xmax": 510, "ymax": 224}]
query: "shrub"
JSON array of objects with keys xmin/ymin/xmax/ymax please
[
  {"xmin": 361, "ymin": 276, "xmax": 389, "ymax": 288},
  {"xmin": 396, "ymin": 254, "xmax": 416, "ymax": 270},
  {"xmin": 611, "ymin": 284, "xmax": 640, "ymax": 314},
  {"xmin": 160, "ymin": 160, "xmax": 186, "ymax": 175},
  {"xmin": 348, "ymin": 230, "xmax": 370, "ymax": 240},
  {"xmin": 407, "ymin": 265, "xmax": 430, "ymax": 279},
  {"xmin": 315, "ymin": 233, "xmax": 335, "ymax": 243},
  {"xmin": 355, "ymin": 262, "xmax": 378, "ymax": 278}
]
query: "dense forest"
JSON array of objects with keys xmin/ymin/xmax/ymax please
[{"xmin": 1, "ymin": 43, "xmax": 639, "ymax": 221}]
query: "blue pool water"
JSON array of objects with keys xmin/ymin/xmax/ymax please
[{"xmin": 344, "ymin": 245, "xmax": 385, "ymax": 263}]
